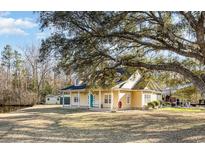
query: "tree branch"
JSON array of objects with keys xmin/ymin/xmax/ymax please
[{"xmin": 120, "ymin": 60, "xmax": 205, "ymax": 93}]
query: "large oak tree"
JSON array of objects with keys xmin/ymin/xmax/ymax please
[{"xmin": 38, "ymin": 11, "xmax": 205, "ymax": 96}]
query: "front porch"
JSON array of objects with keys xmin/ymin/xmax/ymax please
[
  {"xmin": 61, "ymin": 88, "xmax": 114, "ymax": 110},
  {"xmin": 61, "ymin": 87, "xmax": 136, "ymax": 110}
]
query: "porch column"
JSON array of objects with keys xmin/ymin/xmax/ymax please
[
  {"xmin": 99, "ymin": 89, "xmax": 101, "ymax": 109},
  {"xmin": 78, "ymin": 91, "xmax": 80, "ymax": 107},
  {"xmin": 62, "ymin": 91, "xmax": 65, "ymax": 107},
  {"xmin": 141, "ymin": 93, "xmax": 144, "ymax": 108},
  {"xmin": 117, "ymin": 90, "xmax": 120, "ymax": 110},
  {"xmin": 88, "ymin": 90, "xmax": 91, "ymax": 108},
  {"xmin": 70, "ymin": 91, "xmax": 72, "ymax": 108},
  {"xmin": 111, "ymin": 90, "xmax": 114, "ymax": 111},
  {"xmin": 118, "ymin": 90, "xmax": 120, "ymax": 101}
]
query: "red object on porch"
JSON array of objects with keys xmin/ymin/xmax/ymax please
[{"xmin": 118, "ymin": 101, "xmax": 122, "ymax": 108}]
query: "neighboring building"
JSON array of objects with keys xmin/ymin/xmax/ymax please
[
  {"xmin": 45, "ymin": 95, "xmax": 60, "ymax": 105},
  {"xmin": 161, "ymin": 83, "xmax": 199, "ymax": 102},
  {"xmin": 60, "ymin": 71, "xmax": 162, "ymax": 110},
  {"xmin": 162, "ymin": 83, "xmax": 193, "ymax": 97}
]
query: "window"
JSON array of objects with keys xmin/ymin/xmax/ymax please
[
  {"xmin": 93, "ymin": 95, "xmax": 95, "ymax": 104},
  {"xmin": 144, "ymin": 94, "xmax": 151, "ymax": 104},
  {"xmin": 157, "ymin": 94, "xmax": 161, "ymax": 100},
  {"xmin": 104, "ymin": 94, "xmax": 111, "ymax": 104},
  {"xmin": 126, "ymin": 94, "xmax": 131, "ymax": 104},
  {"xmin": 74, "ymin": 96, "xmax": 79, "ymax": 103}
]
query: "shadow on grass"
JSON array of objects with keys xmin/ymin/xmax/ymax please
[
  {"xmin": 20, "ymin": 106, "xmax": 91, "ymax": 114},
  {"xmin": 0, "ymin": 106, "xmax": 205, "ymax": 143}
]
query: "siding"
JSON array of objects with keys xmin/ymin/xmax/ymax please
[
  {"xmin": 118, "ymin": 91, "xmax": 131, "ymax": 109},
  {"xmin": 112, "ymin": 90, "xmax": 132, "ymax": 110},
  {"xmin": 113, "ymin": 91, "xmax": 119, "ymax": 109},
  {"xmin": 70, "ymin": 91, "xmax": 89, "ymax": 107},
  {"xmin": 68, "ymin": 89, "xmax": 161, "ymax": 110},
  {"xmin": 71, "ymin": 90, "xmax": 112, "ymax": 108},
  {"xmin": 101, "ymin": 90, "xmax": 112, "ymax": 108},
  {"xmin": 142, "ymin": 91, "xmax": 162, "ymax": 107},
  {"xmin": 131, "ymin": 91, "xmax": 143, "ymax": 108}
]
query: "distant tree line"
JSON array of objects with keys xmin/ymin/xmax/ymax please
[{"xmin": 0, "ymin": 44, "xmax": 70, "ymax": 106}]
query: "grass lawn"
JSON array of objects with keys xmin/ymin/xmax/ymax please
[
  {"xmin": 159, "ymin": 107, "xmax": 205, "ymax": 112},
  {"xmin": 0, "ymin": 105, "xmax": 205, "ymax": 143}
]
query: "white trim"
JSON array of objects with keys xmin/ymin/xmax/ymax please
[
  {"xmin": 111, "ymin": 90, "xmax": 114, "ymax": 110},
  {"xmin": 62, "ymin": 91, "xmax": 65, "ymax": 107},
  {"xmin": 144, "ymin": 93, "xmax": 151, "ymax": 105},
  {"xmin": 118, "ymin": 90, "xmax": 120, "ymax": 102},
  {"xmin": 62, "ymin": 91, "xmax": 71, "ymax": 108},
  {"xmin": 103, "ymin": 93, "xmax": 112, "ymax": 104},
  {"xmin": 113, "ymin": 88, "xmax": 162, "ymax": 93},
  {"xmin": 70, "ymin": 91, "xmax": 72, "ymax": 107},
  {"xmin": 142, "ymin": 93, "xmax": 144, "ymax": 107},
  {"xmin": 78, "ymin": 91, "xmax": 80, "ymax": 107},
  {"xmin": 88, "ymin": 90, "xmax": 91, "ymax": 108},
  {"xmin": 99, "ymin": 90, "xmax": 101, "ymax": 108}
]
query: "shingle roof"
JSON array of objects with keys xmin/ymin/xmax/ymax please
[
  {"xmin": 61, "ymin": 84, "xmax": 87, "ymax": 90},
  {"xmin": 132, "ymin": 78, "xmax": 149, "ymax": 90},
  {"xmin": 60, "ymin": 71, "xmax": 161, "ymax": 92},
  {"xmin": 133, "ymin": 78, "xmax": 162, "ymax": 91}
]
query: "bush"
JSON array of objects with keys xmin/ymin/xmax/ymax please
[
  {"xmin": 147, "ymin": 102, "xmax": 155, "ymax": 109},
  {"xmin": 159, "ymin": 100, "xmax": 168, "ymax": 107},
  {"xmin": 161, "ymin": 102, "xmax": 172, "ymax": 107},
  {"xmin": 159, "ymin": 100, "xmax": 165, "ymax": 105},
  {"xmin": 165, "ymin": 102, "xmax": 171, "ymax": 106},
  {"xmin": 153, "ymin": 100, "xmax": 160, "ymax": 107}
]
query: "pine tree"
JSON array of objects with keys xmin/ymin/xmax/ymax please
[{"xmin": 1, "ymin": 45, "xmax": 14, "ymax": 89}]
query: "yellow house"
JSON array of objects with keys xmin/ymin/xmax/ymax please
[{"xmin": 61, "ymin": 71, "xmax": 162, "ymax": 110}]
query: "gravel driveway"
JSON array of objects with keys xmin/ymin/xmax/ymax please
[{"xmin": 0, "ymin": 105, "xmax": 205, "ymax": 143}]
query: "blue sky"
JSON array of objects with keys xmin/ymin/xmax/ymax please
[{"xmin": 0, "ymin": 11, "xmax": 49, "ymax": 52}]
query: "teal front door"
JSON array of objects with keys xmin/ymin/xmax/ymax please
[{"xmin": 89, "ymin": 94, "xmax": 94, "ymax": 108}]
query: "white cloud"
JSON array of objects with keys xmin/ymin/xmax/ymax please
[
  {"xmin": 15, "ymin": 18, "xmax": 37, "ymax": 28},
  {"xmin": 0, "ymin": 16, "xmax": 37, "ymax": 36},
  {"xmin": 0, "ymin": 17, "xmax": 37, "ymax": 29},
  {"xmin": 0, "ymin": 28, "xmax": 28, "ymax": 35}
]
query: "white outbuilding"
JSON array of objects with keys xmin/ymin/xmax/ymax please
[{"xmin": 45, "ymin": 95, "xmax": 60, "ymax": 105}]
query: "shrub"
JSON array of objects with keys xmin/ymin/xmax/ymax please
[
  {"xmin": 165, "ymin": 102, "xmax": 171, "ymax": 106},
  {"xmin": 159, "ymin": 100, "xmax": 168, "ymax": 107},
  {"xmin": 159, "ymin": 100, "xmax": 165, "ymax": 105},
  {"xmin": 153, "ymin": 100, "xmax": 160, "ymax": 107},
  {"xmin": 161, "ymin": 102, "xmax": 172, "ymax": 107},
  {"xmin": 147, "ymin": 102, "xmax": 155, "ymax": 109}
]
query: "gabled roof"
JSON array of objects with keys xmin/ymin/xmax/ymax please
[
  {"xmin": 113, "ymin": 73, "xmax": 162, "ymax": 92},
  {"xmin": 133, "ymin": 79, "xmax": 162, "ymax": 91},
  {"xmin": 112, "ymin": 81, "xmax": 127, "ymax": 89},
  {"xmin": 121, "ymin": 71, "xmax": 142, "ymax": 89},
  {"xmin": 60, "ymin": 71, "xmax": 162, "ymax": 92},
  {"xmin": 113, "ymin": 71, "xmax": 142, "ymax": 89},
  {"xmin": 132, "ymin": 78, "xmax": 149, "ymax": 90}
]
